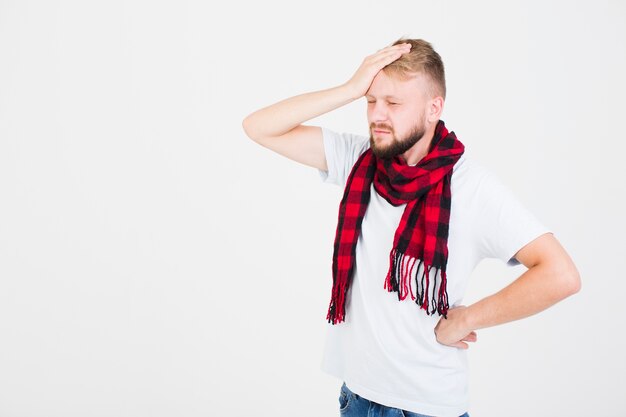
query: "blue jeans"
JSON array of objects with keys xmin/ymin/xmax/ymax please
[{"xmin": 339, "ymin": 382, "xmax": 470, "ymax": 417}]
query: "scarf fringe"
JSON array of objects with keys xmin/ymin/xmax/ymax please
[
  {"xmin": 326, "ymin": 247, "xmax": 450, "ymax": 324},
  {"xmin": 326, "ymin": 271, "xmax": 348, "ymax": 325},
  {"xmin": 384, "ymin": 248, "xmax": 449, "ymax": 318}
]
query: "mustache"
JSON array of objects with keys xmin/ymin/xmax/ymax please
[{"xmin": 370, "ymin": 123, "xmax": 394, "ymax": 132}]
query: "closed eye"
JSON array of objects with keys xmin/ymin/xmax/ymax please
[{"xmin": 366, "ymin": 100, "xmax": 400, "ymax": 105}]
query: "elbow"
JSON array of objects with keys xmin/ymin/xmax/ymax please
[
  {"xmin": 539, "ymin": 260, "xmax": 581, "ymax": 302},
  {"xmin": 242, "ymin": 114, "xmax": 262, "ymax": 142},
  {"xmin": 567, "ymin": 267, "xmax": 582, "ymax": 295},
  {"xmin": 557, "ymin": 263, "xmax": 582, "ymax": 298},
  {"xmin": 241, "ymin": 115, "xmax": 254, "ymax": 140}
]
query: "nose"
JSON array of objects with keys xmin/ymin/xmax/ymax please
[{"xmin": 369, "ymin": 101, "xmax": 389, "ymax": 123}]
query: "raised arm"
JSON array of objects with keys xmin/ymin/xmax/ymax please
[{"xmin": 241, "ymin": 42, "xmax": 412, "ymax": 170}]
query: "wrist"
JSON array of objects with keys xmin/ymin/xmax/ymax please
[
  {"xmin": 460, "ymin": 305, "xmax": 477, "ymax": 332},
  {"xmin": 338, "ymin": 82, "xmax": 362, "ymax": 101}
]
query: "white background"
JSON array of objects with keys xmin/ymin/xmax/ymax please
[{"xmin": 1, "ymin": 1, "xmax": 625, "ymax": 416}]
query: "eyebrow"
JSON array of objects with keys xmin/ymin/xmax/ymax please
[{"xmin": 365, "ymin": 94, "xmax": 402, "ymax": 100}]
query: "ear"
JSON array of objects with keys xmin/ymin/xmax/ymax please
[{"xmin": 426, "ymin": 96, "xmax": 444, "ymax": 122}]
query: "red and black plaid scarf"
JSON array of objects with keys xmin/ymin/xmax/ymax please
[{"xmin": 326, "ymin": 120, "xmax": 465, "ymax": 325}]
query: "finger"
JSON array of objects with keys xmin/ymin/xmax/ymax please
[
  {"xmin": 377, "ymin": 43, "xmax": 411, "ymax": 53},
  {"xmin": 372, "ymin": 44, "xmax": 411, "ymax": 59},
  {"xmin": 380, "ymin": 44, "xmax": 411, "ymax": 57},
  {"xmin": 367, "ymin": 50, "xmax": 406, "ymax": 66},
  {"xmin": 369, "ymin": 49, "xmax": 408, "ymax": 68},
  {"xmin": 450, "ymin": 341, "xmax": 469, "ymax": 349},
  {"xmin": 462, "ymin": 332, "xmax": 478, "ymax": 342}
]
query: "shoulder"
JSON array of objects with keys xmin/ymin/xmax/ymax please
[
  {"xmin": 321, "ymin": 127, "xmax": 370, "ymax": 155},
  {"xmin": 450, "ymin": 153, "xmax": 519, "ymax": 213},
  {"xmin": 450, "ymin": 153, "xmax": 494, "ymax": 192},
  {"xmin": 318, "ymin": 127, "xmax": 371, "ymax": 187}
]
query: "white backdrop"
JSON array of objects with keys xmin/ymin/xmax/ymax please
[{"xmin": 1, "ymin": 1, "xmax": 625, "ymax": 416}]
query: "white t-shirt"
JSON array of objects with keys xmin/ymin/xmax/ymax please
[{"xmin": 317, "ymin": 127, "xmax": 552, "ymax": 417}]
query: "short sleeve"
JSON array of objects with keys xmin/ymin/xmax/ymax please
[
  {"xmin": 317, "ymin": 127, "xmax": 370, "ymax": 188},
  {"xmin": 473, "ymin": 171, "xmax": 553, "ymax": 266}
]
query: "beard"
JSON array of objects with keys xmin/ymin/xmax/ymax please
[{"xmin": 369, "ymin": 119, "xmax": 427, "ymax": 160}]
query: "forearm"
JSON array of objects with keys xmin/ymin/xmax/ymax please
[
  {"xmin": 462, "ymin": 263, "xmax": 580, "ymax": 331},
  {"xmin": 242, "ymin": 83, "xmax": 358, "ymax": 140}
]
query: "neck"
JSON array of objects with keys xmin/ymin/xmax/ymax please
[{"xmin": 401, "ymin": 122, "xmax": 437, "ymax": 166}]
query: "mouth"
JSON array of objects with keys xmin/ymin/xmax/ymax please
[{"xmin": 373, "ymin": 129, "xmax": 391, "ymax": 135}]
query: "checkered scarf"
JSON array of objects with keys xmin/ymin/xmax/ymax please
[{"xmin": 326, "ymin": 120, "xmax": 465, "ymax": 325}]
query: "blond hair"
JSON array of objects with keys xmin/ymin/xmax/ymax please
[{"xmin": 383, "ymin": 38, "xmax": 446, "ymax": 99}]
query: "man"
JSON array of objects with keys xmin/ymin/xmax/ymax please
[{"xmin": 242, "ymin": 38, "xmax": 580, "ymax": 417}]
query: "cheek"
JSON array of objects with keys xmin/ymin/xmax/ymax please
[
  {"xmin": 393, "ymin": 112, "xmax": 412, "ymax": 133},
  {"xmin": 399, "ymin": 107, "xmax": 424, "ymax": 130}
]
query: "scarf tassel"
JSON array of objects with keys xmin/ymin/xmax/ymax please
[
  {"xmin": 326, "ymin": 271, "xmax": 348, "ymax": 325},
  {"xmin": 384, "ymin": 248, "xmax": 449, "ymax": 318}
]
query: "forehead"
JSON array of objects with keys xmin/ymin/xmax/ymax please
[{"xmin": 365, "ymin": 71, "xmax": 425, "ymax": 99}]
